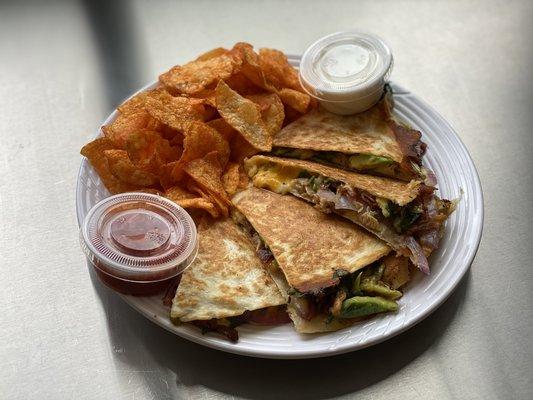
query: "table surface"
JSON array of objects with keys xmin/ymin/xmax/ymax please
[{"xmin": 1, "ymin": 1, "xmax": 532, "ymax": 399}]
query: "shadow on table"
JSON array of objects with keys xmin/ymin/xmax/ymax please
[
  {"xmin": 82, "ymin": 0, "xmax": 148, "ymax": 110},
  {"xmin": 89, "ymin": 262, "xmax": 471, "ymax": 399}
]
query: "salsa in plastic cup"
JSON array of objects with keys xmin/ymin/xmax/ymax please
[{"xmin": 80, "ymin": 193, "xmax": 198, "ymax": 296}]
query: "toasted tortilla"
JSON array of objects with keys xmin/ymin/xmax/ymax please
[
  {"xmin": 171, "ymin": 218, "xmax": 286, "ymax": 323},
  {"xmin": 246, "ymin": 155, "xmax": 421, "ymax": 206},
  {"xmin": 273, "ymin": 93, "xmax": 403, "ymax": 162},
  {"xmin": 232, "ymin": 188, "xmax": 391, "ymax": 293}
]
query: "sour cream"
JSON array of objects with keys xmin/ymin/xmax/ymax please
[{"xmin": 299, "ymin": 31, "xmax": 393, "ymax": 115}]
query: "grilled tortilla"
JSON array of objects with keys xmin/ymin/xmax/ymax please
[
  {"xmin": 232, "ymin": 188, "xmax": 410, "ymax": 333},
  {"xmin": 272, "ymin": 88, "xmax": 427, "ymax": 181},
  {"xmin": 171, "ymin": 218, "xmax": 286, "ymax": 335},
  {"xmin": 245, "ymin": 156, "xmax": 456, "ymax": 274},
  {"xmin": 232, "ymin": 187, "xmax": 391, "ymax": 293}
]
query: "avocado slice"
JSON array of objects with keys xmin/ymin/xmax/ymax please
[
  {"xmin": 340, "ymin": 296, "xmax": 398, "ymax": 318},
  {"xmin": 348, "ymin": 154, "xmax": 394, "ymax": 170},
  {"xmin": 360, "ymin": 281, "xmax": 402, "ymax": 300}
]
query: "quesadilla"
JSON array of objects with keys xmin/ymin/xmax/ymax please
[
  {"xmin": 245, "ymin": 156, "xmax": 457, "ymax": 274},
  {"xmin": 171, "ymin": 217, "xmax": 287, "ymax": 342},
  {"xmin": 232, "ymin": 187, "xmax": 411, "ymax": 333},
  {"xmin": 271, "ymin": 87, "xmax": 429, "ymax": 181}
]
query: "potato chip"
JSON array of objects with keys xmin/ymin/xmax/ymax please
[
  {"xmin": 117, "ymin": 88, "xmax": 166, "ymax": 114},
  {"xmin": 181, "ymin": 121, "xmax": 230, "ymax": 167},
  {"xmin": 164, "ymin": 186, "xmax": 196, "ymax": 200},
  {"xmin": 278, "ymin": 88, "xmax": 311, "ymax": 114},
  {"xmin": 183, "ymin": 151, "xmax": 230, "ymax": 217},
  {"xmin": 207, "ymin": 118, "xmax": 236, "ymax": 142},
  {"xmin": 230, "ymin": 43, "xmax": 276, "ymax": 92},
  {"xmin": 144, "ymin": 91, "xmax": 206, "ymax": 132},
  {"xmin": 191, "ymin": 88, "xmax": 217, "ymax": 108},
  {"xmin": 221, "ymin": 162, "xmax": 240, "ymax": 196},
  {"xmin": 194, "ymin": 47, "xmax": 228, "ymax": 62},
  {"xmin": 229, "ymin": 133, "xmax": 260, "ymax": 162},
  {"xmin": 259, "ymin": 48, "xmax": 302, "ymax": 91},
  {"xmin": 80, "ymin": 137, "xmax": 137, "ymax": 194},
  {"xmin": 126, "ymin": 130, "xmax": 179, "ymax": 173},
  {"xmin": 159, "ymin": 54, "xmax": 238, "ymax": 95},
  {"xmin": 158, "ymin": 161, "xmax": 182, "ymax": 189},
  {"xmin": 186, "ymin": 182, "xmax": 225, "ymax": 219},
  {"xmin": 176, "ymin": 198, "xmax": 219, "ymax": 218},
  {"xmin": 224, "ymin": 72, "xmax": 259, "ymax": 96},
  {"xmin": 104, "ymin": 149, "xmax": 159, "ymax": 187},
  {"xmin": 238, "ymin": 165, "xmax": 250, "ymax": 190},
  {"xmin": 246, "ymin": 93, "xmax": 284, "ymax": 136},
  {"xmin": 215, "ymin": 80, "xmax": 272, "ymax": 152},
  {"xmin": 165, "ymin": 186, "xmax": 218, "ymax": 217},
  {"xmin": 102, "ymin": 109, "xmax": 154, "ymax": 149}
]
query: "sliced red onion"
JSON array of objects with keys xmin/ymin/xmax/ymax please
[
  {"xmin": 426, "ymin": 197, "xmax": 438, "ymax": 219},
  {"xmin": 316, "ymin": 188, "xmax": 337, "ymax": 203},
  {"xmin": 291, "ymin": 296, "xmax": 316, "ymax": 321},
  {"xmin": 405, "ymin": 236, "xmax": 430, "ymax": 274},
  {"xmin": 424, "ymin": 168, "xmax": 437, "ymax": 187},
  {"xmin": 419, "ymin": 229, "xmax": 440, "ymax": 251}
]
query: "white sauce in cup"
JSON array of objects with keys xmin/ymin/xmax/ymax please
[{"xmin": 299, "ymin": 31, "xmax": 393, "ymax": 115}]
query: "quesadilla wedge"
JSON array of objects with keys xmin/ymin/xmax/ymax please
[
  {"xmin": 271, "ymin": 87, "xmax": 429, "ymax": 182},
  {"xmin": 232, "ymin": 187, "xmax": 412, "ymax": 333},
  {"xmin": 171, "ymin": 217, "xmax": 287, "ymax": 342},
  {"xmin": 245, "ymin": 156, "xmax": 457, "ymax": 274}
]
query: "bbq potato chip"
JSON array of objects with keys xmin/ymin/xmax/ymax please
[
  {"xmin": 126, "ymin": 130, "xmax": 179, "ymax": 173},
  {"xmin": 117, "ymin": 88, "xmax": 166, "ymax": 114},
  {"xmin": 80, "ymin": 137, "xmax": 137, "ymax": 194},
  {"xmin": 278, "ymin": 88, "xmax": 311, "ymax": 114},
  {"xmin": 230, "ymin": 43, "xmax": 276, "ymax": 92},
  {"xmin": 207, "ymin": 118, "xmax": 237, "ymax": 142},
  {"xmin": 215, "ymin": 80, "xmax": 272, "ymax": 152},
  {"xmin": 181, "ymin": 121, "xmax": 230, "ymax": 167},
  {"xmin": 104, "ymin": 149, "xmax": 159, "ymax": 187},
  {"xmin": 195, "ymin": 47, "xmax": 228, "ymax": 62},
  {"xmin": 158, "ymin": 161, "xmax": 182, "ymax": 189},
  {"xmin": 102, "ymin": 109, "xmax": 155, "ymax": 149},
  {"xmin": 165, "ymin": 186, "xmax": 218, "ymax": 218},
  {"xmin": 246, "ymin": 93, "xmax": 284, "ymax": 136},
  {"xmin": 159, "ymin": 53, "xmax": 239, "ymax": 95},
  {"xmin": 183, "ymin": 151, "xmax": 230, "ymax": 216},
  {"xmin": 229, "ymin": 134, "xmax": 260, "ymax": 163},
  {"xmin": 221, "ymin": 162, "xmax": 241, "ymax": 196},
  {"xmin": 258, "ymin": 48, "xmax": 302, "ymax": 91},
  {"xmin": 224, "ymin": 72, "xmax": 259, "ymax": 96},
  {"xmin": 145, "ymin": 91, "xmax": 206, "ymax": 132}
]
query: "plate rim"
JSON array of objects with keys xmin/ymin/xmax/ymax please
[{"xmin": 76, "ymin": 57, "xmax": 484, "ymax": 359}]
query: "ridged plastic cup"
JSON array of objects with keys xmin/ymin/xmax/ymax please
[
  {"xmin": 80, "ymin": 193, "xmax": 198, "ymax": 295},
  {"xmin": 299, "ymin": 31, "xmax": 393, "ymax": 115}
]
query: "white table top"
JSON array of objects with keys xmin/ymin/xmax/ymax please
[{"xmin": 1, "ymin": 1, "xmax": 532, "ymax": 399}]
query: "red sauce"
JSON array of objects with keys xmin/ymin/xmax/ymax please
[
  {"xmin": 93, "ymin": 263, "xmax": 173, "ymax": 296},
  {"xmin": 81, "ymin": 193, "xmax": 197, "ymax": 297}
]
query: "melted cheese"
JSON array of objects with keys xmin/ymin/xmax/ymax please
[{"xmin": 252, "ymin": 165, "xmax": 301, "ymax": 194}]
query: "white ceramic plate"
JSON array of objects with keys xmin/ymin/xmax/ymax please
[{"xmin": 76, "ymin": 56, "xmax": 483, "ymax": 359}]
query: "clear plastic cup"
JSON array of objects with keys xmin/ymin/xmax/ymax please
[
  {"xmin": 80, "ymin": 193, "xmax": 198, "ymax": 296},
  {"xmin": 299, "ymin": 31, "xmax": 393, "ymax": 115}
]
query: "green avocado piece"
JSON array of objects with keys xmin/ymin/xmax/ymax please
[
  {"xmin": 375, "ymin": 197, "xmax": 391, "ymax": 218},
  {"xmin": 351, "ymin": 271, "xmax": 363, "ymax": 295},
  {"xmin": 360, "ymin": 281, "xmax": 402, "ymax": 300},
  {"xmin": 340, "ymin": 296, "xmax": 398, "ymax": 318},
  {"xmin": 348, "ymin": 154, "xmax": 394, "ymax": 170}
]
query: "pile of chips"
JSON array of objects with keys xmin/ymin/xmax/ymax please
[{"xmin": 81, "ymin": 43, "xmax": 314, "ymax": 218}]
